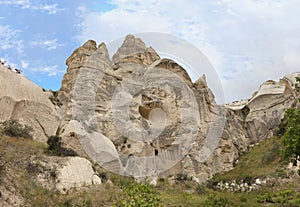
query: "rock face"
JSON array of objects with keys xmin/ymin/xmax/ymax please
[
  {"xmin": 0, "ymin": 34, "xmax": 298, "ymax": 183},
  {"xmin": 202, "ymin": 74, "xmax": 298, "ymax": 179},
  {"xmin": 57, "ymin": 34, "xmax": 300, "ymax": 181},
  {"xmin": 0, "ymin": 64, "xmax": 60, "ymax": 142},
  {"xmin": 226, "ymin": 75, "xmax": 298, "ymax": 146}
]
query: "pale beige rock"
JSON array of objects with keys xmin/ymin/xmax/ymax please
[
  {"xmin": 112, "ymin": 34, "xmax": 160, "ymax": 65},
  {"xmin": 55, "ymin": 156, "xmax": 101, "ymax": 194},
  {"xmin": 0, "ymin": 64, "xmax": 60, "ymax": 142},
  {"xmin": 57, "ymin": 35, "xmax": 300, "ymax": 182},
  {"xmin": 0, "ymin": 33, "xmax": 292, "ymax": 183}
]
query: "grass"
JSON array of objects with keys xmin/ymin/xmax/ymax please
[
  {"xmin": 1, "ymin": 133, "xmax": 300, "ymax": 206},
  {"xmin": 213, "ymin": 136, "xmax": 286, "ymax": 182},
  {"xmin": 0, "ymin": 134, "xmax": 121, "ymax": 206}
]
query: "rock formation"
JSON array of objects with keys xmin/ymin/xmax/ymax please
[
  {"xmin": 0, "ymin": 63, "xmax": 60, "ymax": 142},
  {"xmin": 0, "ymin": 34, "xmax": 299, "ymax": 183},
  {"xmin": 56, "ymin": 34, "xmax": 300, "ymax": 181}
]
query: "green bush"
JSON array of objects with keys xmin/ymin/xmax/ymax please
[
  {"xmin": 175, "ymin": 173, "xmax": 189, "ymax": 181},
  {"xmin": 98, "ymin": 171, "xmax": 108, "ymax": 182},
  {"xmin": 201, "ymin": 194, "xmax": 234, "ymax": 207},
  {"xmin": 261, "ymin": 142, "xmax": 279, "ymax": 164},
  {"xmin": 46, "ymin": 135, "xmax": 77, "ymax": 156},
  {"xmin": 195, "ymin": 183, "xmax": 206, "ymax": 195},
  {"xmin": 281, "ymin": 108, "xmax": 300, "ymax": 165},
  {"xmin": 47, "ymin": 135, "xmax": 62, "ymax": 153},
  {"xmin": 280, "ymin": 77, "xmax": 300, "ymax": 165},
  {"xmin": 2, "ymin": 119, "xmax": 33, "ymax": 139},
  {"xmin": 114, "ymin": 182, "xmax": 162, "ymax": 207},
  {"xmin": 257, "ymin": 190, "xmax": 294, "ymax": 204},
  {"xmin": 60, "ymin": 199, "xmax": 93, "ymax": 207}
]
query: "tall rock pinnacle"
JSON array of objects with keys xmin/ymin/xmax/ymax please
[{"xmin": 112, "ymin": 34, "xmax": 160, "ymax": 65}]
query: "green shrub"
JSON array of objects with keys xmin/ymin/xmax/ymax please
[
  {"xmin": 157, "ymin": 177, "xmax": 165, "ymax": 183},
  {"xmin": 114, "ymin": 182, "xmax": 162, "ymax": 207},
  {"xmin": 195, "ymin": 184, "xmax": 206, "ymax": 195},
  {"xmin": 201, "ymin": 194, "xmax": 234, "ymax": 207},
  {"xmin": 257, "ymin": 190, "xmax": 294, "ymax": 204},
  {"xmin": 47, "ymin": 135, "xmax": 62, "ymax": 153},
  {"xmin": 2, "ymin": 119, "xmax": 33, "ymax": 139},
  {"xmin": 175, "ymin": 173, "xmax": 189, "ymax": 181},
  {"xmin": 26, "ymin": 162, "xmax": 43, "ymax": 174},
  {"xmin": 98, "ymin": 171, "xmax": 108, "ymax": 182},
  {"xmin": 240, "ymin": 197, "xmax": 247, "ymax": 203},
  {"xmin": 46, "ymin": 135, "xmax": 77, "ymax": 156},
  {"xmin": 261, "ymin": 142, "xmax": 279, "ymax": 164},
  {"xmin": 281, "ymin": 108, "xmax": 300, "ymax": 164}
]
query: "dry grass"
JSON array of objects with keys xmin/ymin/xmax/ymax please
[{"xmin": 213, "ymin": 136, "xmax": 286, "ymax": 182}]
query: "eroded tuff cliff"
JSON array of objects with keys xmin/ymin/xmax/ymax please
[
  {"xmin": 55, "ymin": 34, "xmax": 300, "ymax": 181},
  {"xmin": 0, "ymin": 34, "xmax": 298, "ymax": 182}
]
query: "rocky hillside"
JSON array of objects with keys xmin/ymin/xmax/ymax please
[
  {"xmin": 0, "ymin": 34, "xmax": 300, "ymax": 206},
  {"xmin": 0, "ymin": 34, "xmax": 299, "ymax": 184}
]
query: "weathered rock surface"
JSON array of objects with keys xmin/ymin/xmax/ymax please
[
  {"xmin": 57, "ymin": 34, "xmax": 299, "ymax": 181},
  {"xmin": 112, "ymin": 34, "xmax": 160, "ymax": 65},
  {"xmin": 1, "ymin": 34, "xmax": 298, "ymax": 184},
  {"xmin": 0, "ymin": 64, "xmax": 60, "ymax": 142},
  {"xmin": 34, "ymin": 156, "xmax": 101, "ymax": 194},
  {"xmin": 55, "ymin": 156, "xmax": 101, "ymax": 193}
]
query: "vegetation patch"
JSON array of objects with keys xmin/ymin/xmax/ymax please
[
  {"xmin": 1, "ymin": 119, "xmax": 33, "ymax": 139},
  {"xmin": 113, "ymin": 181, "xmax": 162, "ymax": 207},
  {"xmin": 212, "ymin": 136, "xmax": 285, "ymax": 184},
  {"xmin": 46, "ymin": 135, "xmax": 78, "ymax": 157}
]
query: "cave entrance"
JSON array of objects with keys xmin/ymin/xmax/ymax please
[{"xmin": 155, "ymin": 149, "xmax": 158, "ymax": 156}]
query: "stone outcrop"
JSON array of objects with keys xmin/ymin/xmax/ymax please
[
  {"xmin": 198, "ymin": 74, "xmax": 299, "ymax": 179},
  {"xmin": 33, "ymin": 156, "xmax": 101, "ymax": 194},
  {"xmin": 226, "ymin": 74, "xmax": 298, "ymax": 147},
  {"xmin": 54, "ymin": 156, "xmax": 101, "ymax": 193},
  {"xmin": 0, "ymin": 34, "xmax": 298, "ymax": 184},
  {"xmin": 57, "ymin": 34, "xmax": 300, "ymax": 181},
  {"xmin": 0, "ymin": 64, "xmax": 60, "ymax": 142}
]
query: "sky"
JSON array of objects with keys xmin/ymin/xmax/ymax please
[{"xmin": 0, "ymin": 0, "xmax": 300, "ymax": 103}]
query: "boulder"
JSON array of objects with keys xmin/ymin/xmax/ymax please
[{"xmin": 55, "ymin": 157, "xmax": 101, "ymax": 194}]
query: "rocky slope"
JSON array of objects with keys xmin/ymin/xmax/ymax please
[{"xmin": 0, "ymin": 34, "xmax": 299, "ymax": 184}]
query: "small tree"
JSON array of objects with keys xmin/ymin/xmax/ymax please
[
  {"xmin": 281, "ymin": 108, "xmax": 300, "ymax": 165},
  {"xmin": 281, "ymin": 77, "xmax": 300, "ymax": 165},
  {"xmin": 47, "ymin": 135, "xmax": 62, "ymax": 154},
  {"xmin": 46, "ymin": 135, "xmax": 77, "ymax": 156}
]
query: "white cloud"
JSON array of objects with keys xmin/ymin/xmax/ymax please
[
  {"xmin": 30, "ymin": 38, "xmax": 64, "ymax": 50},
  {"xmin": 0, "ymin": 24, "xmax": 24, "ymax": 54},
  {"xmin": 21, "ymin": 60, "xmax": 29, "ymax": 69},
  {"xmin": 0, "ymin": 0, "xmax": 62, "ymax": 14},
  {"xmin": 77, "ymin": 0, "xmax": 300, "ymax": 103},
  {"xmin": 0, "ymin": 0, "xmax": 31, "ymax": 8},
  {"xmin": 30, "ymin": 65, "xmax": 64, "ymax": 76}
]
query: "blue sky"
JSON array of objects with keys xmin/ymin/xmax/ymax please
[{"xmin": 0, "ymin": 0, "xmax": 300, "ymax": 103}]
